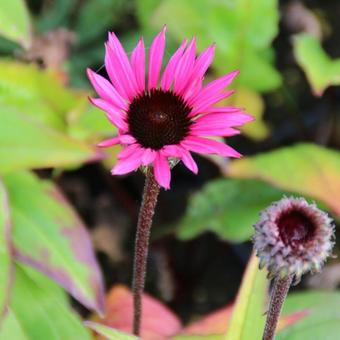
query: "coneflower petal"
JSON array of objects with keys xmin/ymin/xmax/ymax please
[
  {"xmin": 131, "ymin": 38, "xmax": 145, "ymax": 93},
  {"xmin": 154, "ymin": 152, "xmax": 171, "ymax": 189},
  {"xmin": 193, "ymin": 112, "xmax": 254, "ymax": 127},
  {"xmin": 105, "ymin": 44, "xmax": 129, "ymax": 99},
  {"xmin": 181, "ymin": 136, "xmax": 241, "ymax": 158},
  {"xmin": 179, "ymin": 148, "xmax": 198, "ymax": 174},
  {"xmin": 174, "ymin": 38, "xmax": 196, "ymax": 94},
  {"xmin": 148, "ymin": 27, "xmax": 166, "ymax": 90},
  {"xmin": 141, "ymin": 148, "xmax": 156, "ymax": 166},
  {"xmin": 108, "ymin": 32, "xmax": 139, "ymax": 98},
  {"xmin": 189, "ymin": 70, "xmax": 239, "ymax": 105},
  {"xmin": 111, "ymin": 149, "xmax": 144, "ymax": 175},
  {"xmin": 87, "ymin": 68, "xmax": 127, "ymax": 110},
  {"xmin": 161, "ymin": 39, "xmax": 187, "ymax": 91},
  {"xmin": 190, "ymin": 90, "xmax": 235, "ymax": 116}
]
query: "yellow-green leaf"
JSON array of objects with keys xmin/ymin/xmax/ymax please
[
  {"xmin": 293, "ymin": 34, "xmax": 340, "ymax": 96},
  {"xmin": 0, "ymin": 179, "xmax": 13, "ymax": 322},
  {"xmin": 228, "ymin": 143, "xmax": 340, "ymax": 216},
  {"xmin": 0, "ymin": 60, "xmax": 78, "ymax": 130},
  {"xmin": 4, "ymin": 171, "xmax": 105, "ymax": 314},
  {"xmin": 0, "ymin": 106, "xmax": 100, "ymax": 174},
  {"xmin": 0, "ymin": 0, "xmax": 31, "ymax": 48},
  {"xmin": 68, "ymin": 101, "xmax": 117, "ymax": 142},
  {"xmin": 224, "ymin": 253, "xmax": 268, "ymax": 340},
  {"xmin": 0, "ymin": 264, "xmax": 91, "ymax": 340},
  {"xmin": 85, "ymin": 321, "xmax": 138, "ymax": 340}
]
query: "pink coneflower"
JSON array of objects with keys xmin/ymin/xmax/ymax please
[
  {"xmin": 87, "ymin": 27, "xmax": 252, "ymax": 189},
  {"xmin": 87, "ymin": 27, "xmax": 253, "ymax": 336}
]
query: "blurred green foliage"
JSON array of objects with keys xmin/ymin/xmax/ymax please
[
  {"xmin": 0, "ymin": 264, "xmax": 91, "ymax": 340},
  {"xmin": 177, "ymin": 179, "xmax": 290, "ymax": 243},
  {"xmin": 0, "ymin": 60, "xmax": 77, "ymax": 129},
  {"xmin": 146, "ymin": 0, "xmax": 282, "ymax": 92},
  {"xmin": 278, "ymin": 292, "xmax": 340, "ymax": 340},
  {"xmin": 0, "ymin": 105, "xmax": 99, "ymax": 173}
]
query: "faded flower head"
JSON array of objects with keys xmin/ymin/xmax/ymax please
[
  {"xmin": 253, "ymin": 197, "xmax": 334, "ymax": 281},
  {"xmin": 87, "ymin": 27, "xmax": 253, "ymax": 189}
]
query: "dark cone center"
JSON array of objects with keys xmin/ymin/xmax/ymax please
[
  {"xmin": 127, "ymin": 89, "xmax": 192, "ymax": 150},
  {"xmin": 277, "ymin": 210, "xmax": 316, "ymax": 248}
]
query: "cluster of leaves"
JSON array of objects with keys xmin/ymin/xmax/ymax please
[
  {"xmin": 178, "ymin": 143, "xmax": 340, "ymax": 243},
  {"xmin": 0, "ymin": 0, "xmax": 133, "ymax": 85},
  {"xmin": 0, "ymin": 1, "xmax": 120, "ymax": 338}
]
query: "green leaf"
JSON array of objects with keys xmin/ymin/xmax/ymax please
[
  {"xmin": 0, "ymin": 310, "xmax": 29, "ymax": 340},
  {"xmin": 0, "ymin": 60, "xmax": 112, "ymax": 150},
  {"xmin": 66, "ymin": 97, "xmax": 119, "ymax": 168},
  {"xmin": 228, "ymin": 143, "xmax": 340, "ymax": 216},
  {"xmin": 224, "ymin": 253, "xmax": 268, "ymax": 340},
  {"xmin": 151, "ymin": 0, "xmax": 281, "ymax": 92},
  {"xmin": 0, "ymin": 264, "xmax": 91, "ymax": 340},
  {"xmin": 293, "ymin": 34, "xmax": 340, "ymax": 96},
  {"xmin": 0, "ymin": 60, "xmax": 78, "ymax": 130},
  {"xmin": 68, "ymin": 102, "xmax": 117, "ymax": 142},
  {"xmin": 277, "ymin": 291, "xmax": 340, "ymax": 340},
  {"xmin": 177, "ymin": 178, "xmax": 289, "ymax": 242},
  {"xmin": 0, "ymin": 106, "xmax": 100, "ymax": 174},
  {"xmin": 0, "ymin": 179, "xmax": 13, "ymax": 321},
  {"xmin": 3, "ymin": 171, "xmax": 104, "ymax": 314},
  {"xmin": 0, "ymin": 0, "xmax": 31, "ymax": 48},
  {"xmin": 85, "ymin": 321, "xmax": 138, "ymax": 340}
]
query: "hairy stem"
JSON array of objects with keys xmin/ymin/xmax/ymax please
[
  {"xmin": 263, "ymin": 275, "xmax": 293, "ymax": 340},
  {"xmin": 132, "ymin": 168, "xmax": 160, "ymax": 335}
]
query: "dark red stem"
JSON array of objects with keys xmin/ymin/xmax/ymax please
[
  {"xmin": 132, "ymin": 168, "xmax": 160, "ymax": 335},
  {"xmin": 263, "ymin": 275, "xmax": 293, "ymax": 340}
]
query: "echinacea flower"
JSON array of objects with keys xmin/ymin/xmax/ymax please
[
  {"xmin": 87, "ymin": 27, "xmax": 253, "ymax": 189},
  {"xmin": 253, "ymin": 197, "xmax": 334, "ymax": 281}
]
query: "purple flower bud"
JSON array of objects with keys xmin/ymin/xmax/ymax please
[{"xmin": 253, "ymin": 197, "xmax": 335, "ymax": 282}]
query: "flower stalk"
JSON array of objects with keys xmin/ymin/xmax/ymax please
[
  {"xmin": 253, "ymin": 197, "xmax": 335, "ymax": 340},
  {"xmin": 263, "ymin": 275, "xmax": 293, "ymax": 340},
  {"xmin": 132, "ymin": 167, "xmax": 160, "ymax": 335}
]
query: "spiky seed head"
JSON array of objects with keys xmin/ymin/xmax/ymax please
[{"xmin": 253, "ymin": 197, "xmax": 335, "ymax": 282}]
